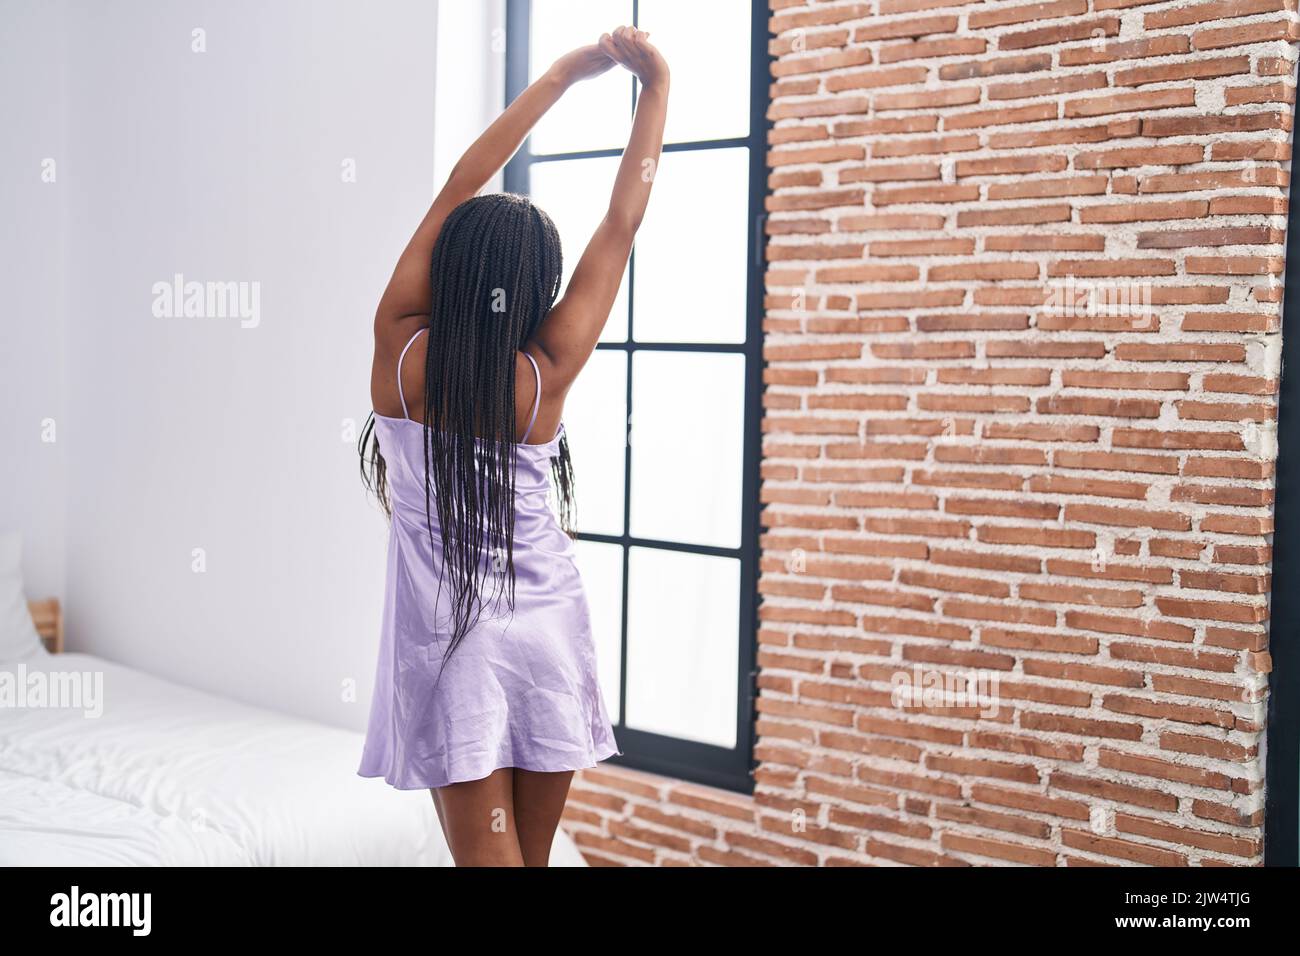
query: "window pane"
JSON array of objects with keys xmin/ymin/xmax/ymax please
[
  {"xmin": 528, "ymin": 0, "xmax": 633, "ymax": 154},
  {"xmin": 529, "ymin": 156, "xmax": 628, "ymax": 342},
  {"xmin": 630, "ymin": 351, "xmax": 745, "ymax": 548},
  {"xmin": 632, "ymin": 147, "xmax": 750, "ymax": 344},
  {"xmin": 626, "ymin": 548, "xmax": 739, "ymax": 747},
  {"xmin": 564, "ymin": 349, "xmax": 627, "ymax": 535},
  {"xmin": 573, "ymin": 539, "xmax": 624, "ymax": 724},
  {"xmin": 638, "ymin": 0, "xmax": 751, "ymax": 144}
]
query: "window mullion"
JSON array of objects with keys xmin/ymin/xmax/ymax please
[{"xmin": 618, "ymin": 348, "xmax": 633, "ymax": 731}]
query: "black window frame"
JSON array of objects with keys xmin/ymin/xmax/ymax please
[
  {"xmin": 1264, "ymin": 77, "xmax": 1300, "ymax": 866},
  {"xmin": 503, "ymin": 0, "xmax": 769, "ymax": 793}
]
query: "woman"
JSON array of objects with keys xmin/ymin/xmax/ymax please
[{"xmin": 357, "ymin": 27, "xmax": 669, "ymax": 867}]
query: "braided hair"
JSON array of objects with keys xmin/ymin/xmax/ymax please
[{"xmin": 360, "ymin": 192, "xmax": 577, "ymax": 666}]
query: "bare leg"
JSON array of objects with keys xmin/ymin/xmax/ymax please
[
  {"xmin": 430, "ymin": 768, "xmax": 524, "ymax": 867},
  {"xmin": 512, "ymin": 768, "xmax": 575, "ymax": 867}
]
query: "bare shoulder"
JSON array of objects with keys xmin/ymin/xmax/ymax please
[
  {"xmin": 371, "ymin": 316, "xmax": 429, "ymax": 420},
  {"xmin": 519, "ymin": 343, "xmax": 565, "ymax": 444}
]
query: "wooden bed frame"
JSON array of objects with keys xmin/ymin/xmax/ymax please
[{"xmin": 27, "ymin": 598, "xmax": 63, "ymax": 654}]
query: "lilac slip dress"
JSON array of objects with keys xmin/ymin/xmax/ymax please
[{"xmin": 358, "ymin": 328, "xmax": 620, "ymax": 790}]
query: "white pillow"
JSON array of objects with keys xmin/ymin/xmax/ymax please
[{"xmin": 0, "ymin": 532, "xmax": 47, "ymax": 660}]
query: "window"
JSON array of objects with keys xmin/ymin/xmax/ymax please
[{"xmin": 504, "ymin": 0, "xmax": 766, "ymax": 792}]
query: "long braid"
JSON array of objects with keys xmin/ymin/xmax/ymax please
[
  {"xmin": 358, "ymin": 412, "xmax": 387, "ymax": 516},
  {"xmin": 362, "ymin": 193, "xmax": 575, "ymax": 669}
]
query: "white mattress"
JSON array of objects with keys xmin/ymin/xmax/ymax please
[{"xmin": 0, "ymin": 653, "xmax": 585, "ymax": 867}]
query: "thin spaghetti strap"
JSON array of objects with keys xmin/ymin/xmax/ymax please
[
  {"xmin": 395, "ymin": 328, "xmax": 428, "ymax": 420},
  {"xmin": 520, "ymin": 351, "xmax": 542, "ymax": 443}
]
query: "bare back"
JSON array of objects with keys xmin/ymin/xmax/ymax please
[{"xmin": 370, "ymin": 318, "xmax": 558, "ymax": 445}]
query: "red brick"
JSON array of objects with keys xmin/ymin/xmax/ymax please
[{"xmin": 580, "ymin": 0, "xmax": 1285, "ymax": 869}]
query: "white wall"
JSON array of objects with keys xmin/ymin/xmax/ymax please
[
  {"xmin": 434, "ymin": 0, "xmax": 507, "ymax": 191},
  {"xmin": 0, "ymin": 0, "xmax": 503, "ymax": 729},
  {"xmin": 0, "ymin": 0, "xmax": 68, "ymax": 600}
]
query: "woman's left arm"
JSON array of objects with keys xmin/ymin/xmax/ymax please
[{"xmin": 376, "ymin": 44, "xmax": 614, "ymax": 326}]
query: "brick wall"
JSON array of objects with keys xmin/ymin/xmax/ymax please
[{"xmin": 561, "ymin": 0, "xmax": 1299, "ymax": 866}]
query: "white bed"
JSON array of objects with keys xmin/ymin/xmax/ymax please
[{"xmin": 0, "ymin": 652, "xmax": 587, "ymax": 866}]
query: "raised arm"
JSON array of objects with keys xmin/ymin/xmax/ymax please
[
  {"xmin": 375, "ymin": 44, "xmax": 615, "ymax": 327},
  {"xmin": 530, "ymin": 27, "xmax": 670, "ymax": 389}
]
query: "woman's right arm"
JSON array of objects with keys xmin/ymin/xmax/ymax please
[{"xmin": 531, "ymin": 27, "xmax": 670, "ymax": 391}]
